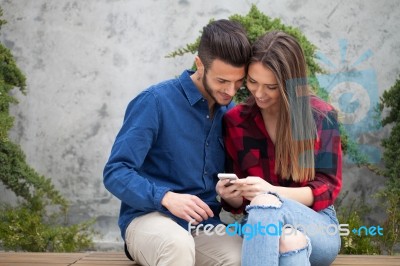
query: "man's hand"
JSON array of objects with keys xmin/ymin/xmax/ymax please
[{"xmin": 161, "ymin": 191, "xmax": 214, "ymax": 225}]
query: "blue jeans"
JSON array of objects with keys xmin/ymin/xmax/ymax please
[{"xmin": 241, "ymin": 192, "xmax": 340, "ymax": 266}]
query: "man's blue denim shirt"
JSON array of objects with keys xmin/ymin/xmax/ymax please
[{"xmin": 104, "ymin": 70, "xmax": 234, "ymax": 240}]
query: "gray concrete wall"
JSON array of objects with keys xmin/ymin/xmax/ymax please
[{"xmin": 0, "ymin": 0, "xmax": 399, "ymax": 249}]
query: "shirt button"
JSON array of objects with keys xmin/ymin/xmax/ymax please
[
  {"xmin": 206, "ymin": 142, "xmax": 209, "ymax": 146},
  {"xmin": 206, "ymin": 115, "xmax": 210, "ymax": 119}
]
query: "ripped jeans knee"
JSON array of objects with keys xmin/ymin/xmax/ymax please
[
  {"xmin": 249, "ymin": 191, "xmax": 283, "ymax": 208},
  {"xmin": 279, "ymin": 234, "xmax": 312, "ymax": 266}
]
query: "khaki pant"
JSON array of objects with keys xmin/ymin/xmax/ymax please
[{"xmin": 125, "ymin": 212, "xmax": 242, "ymax": 266}]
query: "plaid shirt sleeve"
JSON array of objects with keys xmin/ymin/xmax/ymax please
[
  {"xmin": 220, "ymin": 107, "xmax": 251, "ymax": 214},
  {"xmin": 306, "ymin": 109, "xmax": 342, "ymax": 211}
]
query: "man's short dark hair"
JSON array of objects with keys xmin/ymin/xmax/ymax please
[{"xmin": 198, "ymin": 19, "xmax": 251, "ymax": 69}]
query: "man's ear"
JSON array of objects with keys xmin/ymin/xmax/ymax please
[{"xmin": 194, "ymin": 56, "xmax": 204, "ymax": 71}]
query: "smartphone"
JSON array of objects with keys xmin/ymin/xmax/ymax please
[
  {"xmin": 217, "ymin": 173, "xmax": 238, "ymax": 180},
  {"xmin": 218, "ymin": 173, "xmax": 238, "ymax": 187}
]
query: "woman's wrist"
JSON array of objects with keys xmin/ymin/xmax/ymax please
[
  {"xmin": 263, "ymin": 183, "xmax": 278, "ymax": 194},
  {"xmin": 225, "ymin": 196, "xmax": 243, "ymax": 209}
]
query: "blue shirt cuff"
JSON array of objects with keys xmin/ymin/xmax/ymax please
[{"xmin": 154, "ymin": 186, "xmax": 171, "ymax": 211}]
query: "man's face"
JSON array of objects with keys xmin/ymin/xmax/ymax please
[{"xmin": 202, "ymin": 59, "xmax": 246, "ymax": 106}]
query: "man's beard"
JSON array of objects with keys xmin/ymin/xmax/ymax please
[
  {"xmin": 202, "ymin": 72, "xmax": 219, "ymax": 104},
  {"xmin": 202, "ymin": 73, "xmax": 225, "ymax": 105}
]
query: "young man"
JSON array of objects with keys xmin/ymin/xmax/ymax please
[{"xmin": 103, "ymin": 19, "xmax": 251, "ymax": 266}]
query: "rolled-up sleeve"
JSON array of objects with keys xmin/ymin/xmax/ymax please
[{"xmin": 307, "ymin": 110, "xmax": 342, "ymax": 211}]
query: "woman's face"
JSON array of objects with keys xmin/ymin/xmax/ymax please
[{"xmin": 246, "ymin": 62, "xmax": 281, "ymax": 113}]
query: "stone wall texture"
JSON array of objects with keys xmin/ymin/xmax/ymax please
[{"xmin": 1, "ymin": 0, "xmax": 399, "ymax": 249}]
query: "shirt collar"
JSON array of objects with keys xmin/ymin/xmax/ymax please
[
  {"xmin": 179, "ymin": 70, "xmax": 204, "ymax": 106},
  {"xmin": 239, "ymin": 100, "xmax": 261, "ymax": 121}
]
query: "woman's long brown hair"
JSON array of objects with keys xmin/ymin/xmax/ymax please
[{"xmin": 249, "ymin": 31, "xmax": 317, "ymax": 182}]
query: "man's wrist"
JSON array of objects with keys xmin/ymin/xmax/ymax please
[{"xmin": 161, "ymin": 191, "xmax": 173, "ymax": 208}]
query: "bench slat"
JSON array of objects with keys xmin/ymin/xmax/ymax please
[{"xmin": 1, "ymin": 252, "xmax": 399, "ymax": 265}]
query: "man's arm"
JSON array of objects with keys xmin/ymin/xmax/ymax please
[{"xmin": 103, "ymin": 91, "xmax": 170, "ymax": 212}]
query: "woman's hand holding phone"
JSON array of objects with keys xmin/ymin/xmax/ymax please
[{"xmin": 216, "ymin": 173, "xmax": 243, "ymax": 208}]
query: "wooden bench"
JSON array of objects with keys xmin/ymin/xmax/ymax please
[{"xmin": 0, "ymin": 252, "xmax": 399, "ymax": 265}]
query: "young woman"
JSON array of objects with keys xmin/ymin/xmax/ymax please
[{"xmin": 217, "ymin": 31, "xmax": 342, "ymax": 265}]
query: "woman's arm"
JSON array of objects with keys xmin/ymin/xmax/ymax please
[
  {"xmin": 219, "ymin": 114, "xmax": 248, "ymax": 213},
  {"xmin": 273, "ymin": 186, "xmax": 313, "ymax": 206},
  {"xmin": 232, "ymin": 177, "xmax": 314, "ymax": 206},
  {"xmin": 307, "ymin": 110, "xmax": 342, "ymax": 211}
]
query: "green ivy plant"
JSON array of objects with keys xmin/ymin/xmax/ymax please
[
  {"xmin": 0, "ymin": 7, "xmax": 94, "ymax": 252},
  {"xmin": 335, "ymin": 192, "xmax": 380, "ymax": 254},
  {"xmin": 374, "ymin": 77, "xmax": 400, "ymax": 255}
]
